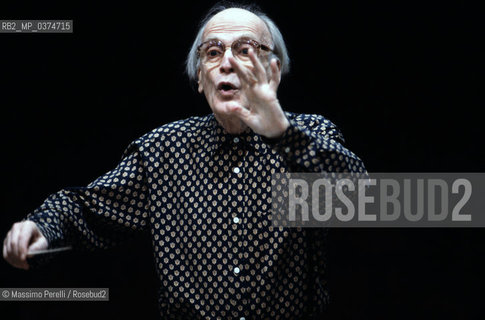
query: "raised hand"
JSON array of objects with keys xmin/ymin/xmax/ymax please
[{"xmin": 226, "ymin": 48, "xmax": 289, "ymax": 139}]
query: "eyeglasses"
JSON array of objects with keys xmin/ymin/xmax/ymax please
[{"xmin": 197, "ymin": 37, "xmax": 273, "ymax": 65}]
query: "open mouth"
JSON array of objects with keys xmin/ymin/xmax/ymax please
[{"xmin": 217, "ymin": 82, "xmax": 238, "ymax": 94}]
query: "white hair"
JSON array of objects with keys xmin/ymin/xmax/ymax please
[{"xmin": 185, "ymin": 2, "xmax": 290, "ymax": 82}]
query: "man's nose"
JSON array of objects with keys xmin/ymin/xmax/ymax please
[{"xmin": 219, "ymin": 49, "xmax": 235, "ymax": 74}]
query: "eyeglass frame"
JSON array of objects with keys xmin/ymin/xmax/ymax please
[{"xmin": 196, "ymin": 37, "xmax": 274, "ymax": 63}]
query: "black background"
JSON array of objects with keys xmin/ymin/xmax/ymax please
[{"xmin": 1, "ymin": 0, "xmax": 483, "ymax": 319}]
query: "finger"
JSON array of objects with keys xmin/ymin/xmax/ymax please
[
  {"xmin": 3, "ymin": 237, "xmax": 7, "ymax": 260},
  {"xmin": 269, "ymin": 58, "xmax": 281, "ymax": 91},
  {"xmin": 228, "ymin": 56, "xmax": 252, "ymax": 85},
  {"xmin": 5, "ymin": 231, "xmax": 18, "ymax": 267},
  {"xmin": 10, "ymin": 224, "xmax": 21, "ymax": 263},
  {"xmin": 10, "ymin": 224, "xmax": 29, "ymax": 269},
  {"xmin": 6, "ymin": 230, "xmax": 12, "ymax": 258},
  {"xmin": 17, "ymin": 223, "xmax": 31, "ymax": 261},
  {"xmin": 248, "ymin": 48, "xmax": 267, "ymax": 83},
  {"xmin": 15, "ymin": 223, "xmax": 26, "ymax": 259},
  {"xmin": 228, "ymin": 103, "xmax": 252, "ymax": 123}
]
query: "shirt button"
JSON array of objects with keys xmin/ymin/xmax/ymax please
[
  {"xmin": 284, "ymin": 147, "xmax": 291, "ymax": 153},
  {"xmin": 233, "ymin": 217, "xmax": 240, "ymax": 223},
  {"xmin": 240, "ymin": 317, "xmax": 246, "ymax": 320},
  {"xmin": 233, "ymin": 167, "xmax": 240, "ymax": 174},
  {"xmin": 234, "ymin": 267, "xmax": 240, "ymax": 274},
  {"xmin": 233, "ymin": 137, "xmax": 240, "ymax": 143}
]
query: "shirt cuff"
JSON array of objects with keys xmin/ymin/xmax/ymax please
[
  {"xmin": 24, "ymin": 213, "xmax": 69, "ymax": 269},
  {"xmin": 25, "ymin": 214, "xmax": 62, "ymax": 248},
  {"xmin": 261, "ymin": 118, "xmax": 315, "ymax": 169}
]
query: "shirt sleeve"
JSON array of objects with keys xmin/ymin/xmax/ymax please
[
  {"xmin": 263, "ymin": 113, "xmax": 367, "ymax": 315},
  {"xmin": 263, "ymin": 113, "xmax": 367, "ymax": 173},
  {"xmin": 24, "ymin": 140, "xmax": 151, "ymax": 255}
]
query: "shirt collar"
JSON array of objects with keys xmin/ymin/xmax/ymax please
[{"xmin": 205, "ymin": 114, "xmax": 268, "ymax": 157}]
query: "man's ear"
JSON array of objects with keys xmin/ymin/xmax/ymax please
[
  {"xmin": 272, "ymin": 58, "xmax": 282, "ymax": 83},
  {"xmin": 276, "ymin": 59, "xmax": 281, "ymax": 71},
  {"xmin": 197, "ymin": 68, "xmax": 203, "ymax": 93}
]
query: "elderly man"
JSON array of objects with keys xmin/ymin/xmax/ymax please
[{"xmin": 3, "ymin": 2, "xmax": 365, "ymax": 319}]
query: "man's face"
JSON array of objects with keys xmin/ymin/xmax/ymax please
[{"xmin": 197, "ymin": 8, "xmax": 279, "ymax": 134}]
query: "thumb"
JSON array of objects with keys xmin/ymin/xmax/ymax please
[
  {"xmin": 16, "ymin": 222, "xmax": 45, "ymax": 260},
  {"xmin": 28, "ymin": 237, "xmax": 48, "ymax": 252},
  {"xmin": 227, "ymin": 102, "xmax": 251, "ymax": 123},
  {"xmin": 27, "ymin": 227, "xmax": 48, "ymax": 254}
]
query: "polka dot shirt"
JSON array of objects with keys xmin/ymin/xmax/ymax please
[{"xmin": 26, "ymin": 112, "xmax": 366, "ymax": 319}]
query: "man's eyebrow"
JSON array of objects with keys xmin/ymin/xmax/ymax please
[{"xmin": 201, "ymin": 37, "xmax": 221, "ymax": 43}]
